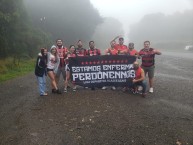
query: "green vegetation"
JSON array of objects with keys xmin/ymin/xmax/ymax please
[
  {"xmin": 0, "ymin": 0, "xmax": 102, "ymax": 82},
  {"xmin": 0, "ymin": 58, "xmax": 35, "ymax": 83}
]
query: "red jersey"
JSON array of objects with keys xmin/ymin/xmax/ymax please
[
  {"xmin": 135, "ymin": 67, "xmax": 143, "ymax": 79},
  {"xmin": 105, "ymin": 48, "xmax": 118, "ymax": 55},
  {"xmin": 87, "ymin": 48, "xmax": 101, "ymax": 56},
  {"xmin": 129, "ymin": 49, "xmax": 138, "ymax": 56},
  {"xmin": 114, "ymin": 44, "xmax": 128, "ymax": 51},
  {"xmin": 65, "ymin": 53, "xmax": 76, "ymax": 64},
  {"xmin": 56, "ymin": 46, "xmax": 68, "ymax": 67},
  {"xmin": 74, "ymin": 48, "xmax": 87, "ymax": 56},
  {"xmin": 139, "ymin": 48, "xmax": 155, "ymax": 67}
]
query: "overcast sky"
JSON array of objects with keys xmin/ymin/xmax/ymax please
[{"xmin": 90, "ymin": 0, "xmax": 193, "ymax": 38}]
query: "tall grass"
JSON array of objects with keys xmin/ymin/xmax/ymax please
[{"xmin": 0, "ymin": 58, "xmax": 36, "ymax": 83}]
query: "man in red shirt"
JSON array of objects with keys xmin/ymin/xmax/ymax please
[
  {"xmin": 128, "ymin": 42, "xmax": 139, "ymax": 57},
  {"xmin": 75, "ymin": 40, "xmax": 87, "ymax": 56},
  {"xmin": 104, "ymin": 40, "xmax": 118, "ymax": 55},
  {"xmin": 102, "ymin": 40, "xmax": 117, "ymax": 90},
  {"xmin": 87, "ymin": 41, "xmax": 101, "ymax": 90},
  {"xmin": 55, "ymin": 39, "xmax": 68, "ymax": 85},
  {"xmin": 86, "ymin": 41, "xmax": 101, "ymax": 56},
  {"xmin": 139, "ymin": 41, "xmax": 161, "ymax": 93},
  {"xmin": 111, "ymin": 36, "xmax": 128, "ymax": 55},
  {"xmin": 130, "ymin": 61, "xmax": 147, "ymax": 97}
]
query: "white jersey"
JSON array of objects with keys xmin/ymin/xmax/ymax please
[{"xmin": 47, "ymin": 53, "xmax": 57, "ymax": 69}]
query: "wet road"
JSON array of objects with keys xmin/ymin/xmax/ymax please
[{"xmin": 0, "ymin": 51, "xmax": 193, "ymax": 145}]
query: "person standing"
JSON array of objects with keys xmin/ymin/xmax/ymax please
[
  {"xmin": 87, "ymin": 41, "xmax": 101, "ymax": 90},
  {"xmin": 122, "ymin": 42, "xmax": 139, "ymax": 92},
  {"xmin": 102, "ymin": 40, "xmax": 117, "ymax": 90},
  {"xmin": 55, "ymin": 39, "xmax": 68, "ymax": 85},
  {"xmin": 139, "ymin": 41, "xmax": 161, "ymax": 93},
  {"xmin": 128, "ymin": 42, "xmax": 139, "ymax": 57},
  {"xmin": 86, "ymin": 41, "xmax": 101, "ymax": 56},
  {"xmin": 75, "ymin": 40, "xmax": 87, "ymax": 56},
  {"xmin": 105, "ymin": 40, "xmax": 118, "ymax": 55},
  {"xmin": 64, "ymin": 45, "xmax": 77, "ymax": 92},
  {"xmin": 111, "ymin": 36, "xmax": 128, "ymax": 55},
  {"xmin": 35, "ymin": 48, "xmax": 48, "ymax": 96},
  {"xmin": 47, "ymin": 45, "xmax": 62, "ymax": 94}
]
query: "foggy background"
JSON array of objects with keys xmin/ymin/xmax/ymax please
[
  {"xmin": 90, "ymin": 0, "xmax": 193, "ymax": 51},
  {"xmin": 0, "ymin": 0, "xmax": 193, "ymax": 58},
  {"xmin": 25, "ymin": 0, "xmax": 192, "ymax": 51}
]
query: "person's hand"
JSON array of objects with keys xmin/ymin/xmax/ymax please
[
  {"xmin": 133, "ymin": 79, "xmax": 137, "ymax": 83},
  {"xmin": 152, "ymin": 49, "xmax": 157, "ymax": 54}
]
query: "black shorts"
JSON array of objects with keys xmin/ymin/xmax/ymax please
[{"xmin": 47, "ymin": 68, "xmax": 53, "ymax": 72}]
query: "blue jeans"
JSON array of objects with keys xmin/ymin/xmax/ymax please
[
  {"xmin": 133, "ymin": 80, "xmax": 147, "ymax": 93},
  {"xmin": 37, "ymin": 75, "xmax": 46, "ymax": 95},
  {"xmin": 129, "ymin": 80, "xmax": 147, "ymax": 93}
]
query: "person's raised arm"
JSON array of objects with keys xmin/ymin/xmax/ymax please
[
  {"xmin": 153, "ymin": 49, "xmax": 162, "ymax": 55},
  {"xmin": 110, "ymin": 35, "xmax": 120, "ymax": 44}
]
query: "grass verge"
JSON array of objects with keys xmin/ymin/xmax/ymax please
[{"xmin": 0, "ymin": 58, "xmax": 35, "ymax": 83}]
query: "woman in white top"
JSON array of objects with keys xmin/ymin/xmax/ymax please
[{"xmin": 47, "ymin": 45, "xmax": 61, "ymax": 94}]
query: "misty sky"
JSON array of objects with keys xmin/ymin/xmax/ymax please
[{"xmin": 90, "ymin": 0, "xmax": 193, "ymax": 39}]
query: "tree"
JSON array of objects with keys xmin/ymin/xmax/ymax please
[
  {"xmin": 128, "ymin": 10, "xmax": 193, "ymax": 49},
  {"xmin": 24, "ymin": 0, "xmax": 103, "ymax": 47}
]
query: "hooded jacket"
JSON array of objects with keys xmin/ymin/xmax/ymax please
[{"xmin": 47, "ymin": 45, "xmax": 60, "ymax": 73}]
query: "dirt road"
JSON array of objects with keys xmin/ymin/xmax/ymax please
[{"xmin": 0, "ymin": 52, "xmax": 193, "ymax": 145}]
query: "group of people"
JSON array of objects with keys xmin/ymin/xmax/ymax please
[{"xmin": 35, "ymin": 36, "xmax": 161, "ymax": 97}]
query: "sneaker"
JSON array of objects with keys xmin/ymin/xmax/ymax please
[
  {"xmin": 40, "ymin": 93, "xmax": 48, "ymax": 96},
  {"xmin": 149, "ymin": 87, "xmax": 153, "ymax": 93},
  {"xmin": 64, "ymin": 88, "xmax": 67, "ymax": 93},
  {"xmin": 56, "ymin": 89, "xmax": 62, "ymax": 94},
  {"xmin": 132, "ymin": 88, "xmax": 137, "ymax": 94},
  {"xmin": 111, "ymin": 86, "xmax": 116, "ymax": 90},
  {"xmin": 73, "ymin": 86, "xmax": 76, "ymax": 92},
  {"xmin": 132, "ymin": 90, "xmax": 137, "ymax": 94},
  {"xmin": 137, "ymin": 86, "xmax": 143, "ymax": 91},
  {"xmin": 52, "ymin": 89, "xmax": 56, "ymax": 93},
  {"xmin": 102, "ymin": 86, "xmax": 107, "ymax": 90}
]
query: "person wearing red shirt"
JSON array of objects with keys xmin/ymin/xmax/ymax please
[
  {"xmin": 87, "ymin": 41, "xmax": 101, "ymax": 90},
  {"xmin": 55, "ymin": 39, "xmax": 68, "ymax": 85},
  {"xmin": 86, "ymin": 41, "xmax": 101, "ymax": 56},
  {"xmin": 111, "ymin": 36, "xmax": 128, "ymax": 55},
  {"xmin": 132, "ymin": 61, "xmax": 147, "ymax": 97},
  {"xmin": 128, "ymin": 42, "xmax": 139, "ymax": 57},
  {"xmin": 102, "ymin": 40, "xmax": 117, "ymax": 90},
  {"xmin": 139, "ymin": 41, "xmax": 161, "ymax": 93},
  {"xmin": 64, "ymin": 45, "xmax": 77, "ymax": 92},
  {"xmin": 104, "ymin": 40, "xmax": 118, "ymax": 55},
  {"xmin": 75, "ymin": 40, "xmax": 87, "ymax": 56}
]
